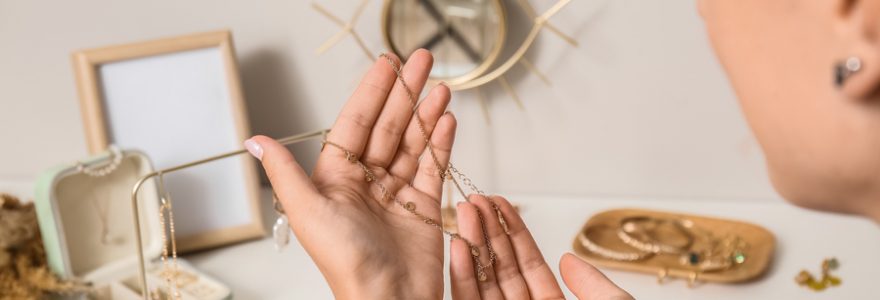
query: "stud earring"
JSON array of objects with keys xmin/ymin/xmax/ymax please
[{"xmin": 835, "ymin": 56, "xmax": 862, "ymax": 88}]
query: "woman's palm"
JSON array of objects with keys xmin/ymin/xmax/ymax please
[{"xmin": 250, "ymin": 50, "xmax": 455, "ymax": 299}]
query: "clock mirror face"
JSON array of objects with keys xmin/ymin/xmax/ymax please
[{"xmin": 385, "ymin": 0, "xmax": 505, "ymax": 81}]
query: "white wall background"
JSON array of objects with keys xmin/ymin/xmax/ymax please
[{"xmin": 0, "ymin": 0, "xmax": 781, "ymax": 202}]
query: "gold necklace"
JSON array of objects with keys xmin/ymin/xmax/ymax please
[
  {"xmin": 322, "ymin": 140, "xmax": 498, "ymax": 281},
  {"xmin": 91, "ymin": 194, "xmax": 111, "ymax": 245},
  {"xmin": 320, "ymin": 53, "xmax": 508, "ymax": 282},
  {"xmin": 75, "ymin": 145, "xmax": 123, "ymax": 245},
  {"xmin": 379, "ymin": 53, "xmax": 511, "ymax": 274},
  {"xmin": 154, "ymin": 173, "xmax": 181, "ymax": 300}
]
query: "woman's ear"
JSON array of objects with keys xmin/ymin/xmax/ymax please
[{"xmin": 836, "ymin": 0, "xmax": 880, "ymax": 99}]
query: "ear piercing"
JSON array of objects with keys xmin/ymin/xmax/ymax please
[
  {"xmin": 835, "ymin": 56, "xmax": 862, "ymax": 88},
  {"xmin": 795, "ymin": 257, "xmax": 841, "ymax": 291}
]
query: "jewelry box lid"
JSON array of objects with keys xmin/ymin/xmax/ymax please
[{"xmin": 34, "ymin": 148, "xmax": 163, "ymax": 283}]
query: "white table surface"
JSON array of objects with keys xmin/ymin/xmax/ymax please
[{"xmin": 185, "ymin": 193, "xmax": 880, "ymax": 299}]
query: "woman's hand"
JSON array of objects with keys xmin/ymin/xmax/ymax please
[
  {"xmin": 451, "ymin": 195, "xmax": 633, "ymax": 300},
  {"xmin": 245, "ymin": 50, "xmax": 453, "ymax": 299}
]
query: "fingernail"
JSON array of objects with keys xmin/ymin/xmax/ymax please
[
  {"xmin": 244, "ymin": 139, "xmax": 263, "ymax": 161},
  {"xmin": 456, "ymin": 201, "xmax": 465, "ymax": 207},
  {"xmin": 437, "ymin": 81, "xmax": 448, "ymax": 87}
]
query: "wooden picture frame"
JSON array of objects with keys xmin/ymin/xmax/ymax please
[{"xmin": 72, "ymin": 30, "xmax": 264, "ymax": 252}]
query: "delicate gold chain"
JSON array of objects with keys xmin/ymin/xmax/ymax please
[
  {"xmin": 318, "ymin": 54, "xmax": 508, "ymax": 282},
  {"xmin": 322, "ymin": 141, "xmax": 483, "ymax": 246},
  {"xmin": 76, "ymin": 145, "xmax": 123, "ymax": 245},
  {"xmin": 321, "ymin": 140, "xmax": 495, "ymax": 281},
  {"xmin": 446, "ymin": 163, "xmax": 509, "ymax": 234},
  {"xmin": 90, "ymin": 189, "xmax": 111, "ymax": 245},
  {"xmin": 157, "ymin": 198, "xmax": 168, "ymax": 291},
  {"xmin": 379, "ymin": 54, "xmax": 507, "ymax": 279},
  {"xmin": 155, "ymin": 174, "xmax": 181, "ymax": 300}
]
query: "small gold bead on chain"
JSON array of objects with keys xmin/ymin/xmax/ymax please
[{"xmin": 478, "ymin": 272, "xmax": 488, "ymax": 282}]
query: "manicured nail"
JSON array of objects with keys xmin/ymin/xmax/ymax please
[{"xmin": 244, "ymin": 139, "xmax": 263, "ymax": 160}]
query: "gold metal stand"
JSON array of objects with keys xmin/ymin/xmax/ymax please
[{"xmin": 129, "ymin": 129, "xmax": 329, "ymax": 300}]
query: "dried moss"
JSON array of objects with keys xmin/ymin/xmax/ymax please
[{"xmin": 0, "ymin": 194, "xmax": 88, "ymax": 299}]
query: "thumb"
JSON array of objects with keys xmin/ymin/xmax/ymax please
[
  {"xmin": 244, "ymin": 135, "xmax": 320, "ymax": 214},
  {"xmin": 559, "ymin": 253, "xmax": 633, "ymax": 300}
]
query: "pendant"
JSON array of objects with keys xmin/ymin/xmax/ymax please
[{"xmin": 273, "ymin": 214, "xmax": 290, "ymax": 252}]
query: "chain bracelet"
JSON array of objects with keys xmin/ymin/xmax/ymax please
[{"xmin": 76, "ymin": 145, "xmax": 123, "ymax": 177}]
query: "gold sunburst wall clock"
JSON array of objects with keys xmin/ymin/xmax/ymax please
[{"xmin": 312, "ymin": 0, "xmax": 577, "ymax": 123}]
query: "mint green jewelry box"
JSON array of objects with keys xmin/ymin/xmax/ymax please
[
  {"xmin": 34, "ymin": 149, "xmax": 163, "ymax": 297},
  {"xmin": 33, "ymin": 149, "xmax": 231, "ymax": 299}
]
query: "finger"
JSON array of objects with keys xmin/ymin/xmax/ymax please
[
  {"xmin": 386, "ymin": 112, "xmax": 453, "ymax": 218},
  {"xmin": 387, "ymin": 83, "xmax": 451, "ymax": 181},
  {"xmin": 450, "ymin": 235, "xmax": 481, "ymax": 300},
  {"xmin": 470, "ymin": 196, "xmax": 530, "ymax": 300},
  {"xmin": 245, "ymin": 136, "xmax": 321, "ymax": 221},
  {"xmin": 560, "ymin": 253, "xmax": 633, "ymax": 300},
  {"xmin": 493, "ymin": 196, "xmax": 565, "ymax": 299},
  {"xmin": 457, "ymin": 201, "xmax": 505, "ymax": 299},
  {"xmin": 361, "ymin": 49, "xmax": 433, "ymax": 167},
  {"xmin": 325, "ymin": 54, "xmax": 398, "ymax": 157},
  {"xmin": 411, "ymin": 112, "xmax": 456, "ymax": 201},
  {"xmin": 394, "ymin": 184, "xmax": 442, "ymax": 220}
]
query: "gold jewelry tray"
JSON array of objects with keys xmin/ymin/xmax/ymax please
[{"xmin": 572, "ymin": 208, "xmax": 775, "ymax": 284}]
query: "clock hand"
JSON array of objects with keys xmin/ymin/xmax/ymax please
[
  {"xmin": 418, "ymin": 29, "xmax": 448, "ymax": 51},
  {"xmin": 418, "ymin": 0, "xmax": 447, "ymax": 24},
  {"xmin": 444, "ymin": 24, "xmax": 481, "ymax": 63},
  {"xmin": 416, "ymin": 0, "xmax": 482, "ymax": 63},
  {"xmin": 416, "ymin": 24, "xmax": 481, "ymax": 63}
]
